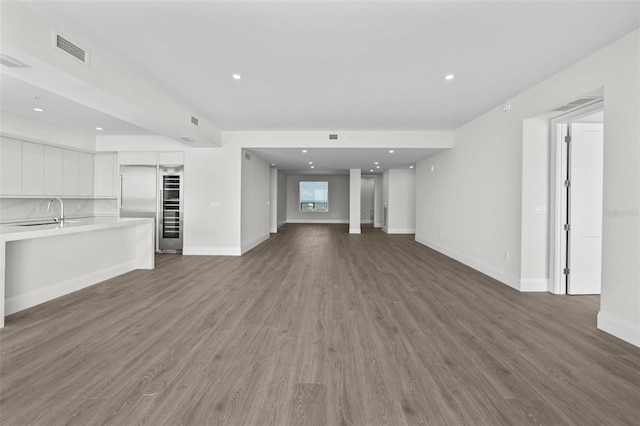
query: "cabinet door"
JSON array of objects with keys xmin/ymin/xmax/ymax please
[
  {"xmin": 0, "ymin": 137, "xmax": 22, "ymax": 195},
  {"xmin": 22, "ymin": 142, "xmax": 45, "ymax": 195},
  {"xmin": 63, "ymin": 149, "xmax": 79, "ymax": 196},
  {"xmin": 96, "ymin": 152, "xmax": 117, "ymax": 196},
  {"xmin": 78, "ymin": 152, "xmax": 95, "ymax": 196},
  {"xmin": 44, "ymin": 146, "xmax": 63, "ymax": 195}
]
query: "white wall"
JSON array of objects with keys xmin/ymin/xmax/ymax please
[
  {"xmin": 360, "ymin": 176, "xmax": 375, "ymax": 224},
  {"xmin": 241, "ymin": 150, "xmax": 270, "ymax": 253},
  {"xmin": 286, "ymin": 175, "xmax": 349, "ymax": 223},
  {"xmin": 349, "ymin": 169, "xmax": 361, "ymax": 234},
  {"xmin": 269, "ymin": 169, "xmax": 278, "ymax": 233},
  {"xmin": 277, "ymin": 170, "xmax": 287, "ymax": 228},
  {"xmin": 520, "ymin": 118, "xmax": 551, "ymax": 291},
  {"xmin": 386, "ymin": 169, "xmax": 416, "ymax": 234},
  {"xmin": 382, "ymin": 171, "xmax": 389, "ymax": 231},
  {"xmin": 373, "ymin": 175, "xmax": 383, "ymax": 228},
  {"xmin": 415, "ymin": 29, "xmax": 640, "ymax": 347}
]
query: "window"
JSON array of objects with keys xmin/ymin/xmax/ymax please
[{"xmin": 299, "ymin": 181, "xmax": 328, "ymax": 212}]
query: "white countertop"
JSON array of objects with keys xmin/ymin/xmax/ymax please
[{"xmin": 0, "ymin": 217, "xmax": 154, "ymax": 242}]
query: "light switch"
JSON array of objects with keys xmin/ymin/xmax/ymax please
[{"xmin": 535, "ymin": 206, "xmax": 546, "ymax": 215}]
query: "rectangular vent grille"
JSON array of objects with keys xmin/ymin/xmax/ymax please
[
  {"xmin": 552, "ymin": 97, "xmax": 600, "ymax": 112},
  {"xmin": 56, "ymin": 35, "xmax": 87, "ymax": 63},
  {"xmin": 191, "ymin": 116, "xmax": 199, "ymax": 126},
  {"xmin": 329, "ymin": 134, "xmax": 338, "ymax": 140},
  {"xmin": 244, "ymin": 152, "xmax": 252, "ymax": 160}
]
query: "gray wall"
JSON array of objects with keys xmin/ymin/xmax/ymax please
[{"xmin": 286, "ymin": 174, "xmax": 349, "ymax": 223}]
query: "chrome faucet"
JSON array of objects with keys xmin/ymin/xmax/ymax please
[{"xmin": 47, "ymin": 198, "xmax": 65, "ymax": 222}]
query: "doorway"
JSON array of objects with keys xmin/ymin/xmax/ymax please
[{"xmin": 551, "ymin": 104, "xmax": 604, "ymax": 295}]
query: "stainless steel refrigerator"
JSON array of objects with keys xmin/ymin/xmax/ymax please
[{"xmin": 120, "ymin": 164, "xmax": 184, "ymax": 253}]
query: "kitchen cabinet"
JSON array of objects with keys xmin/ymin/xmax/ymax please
[
  {"xmin": 0, "ymin": 137, "xmax": 22, "ymax": 195},
  {"xmin": 158, "ymin": 151, "xmax": 184, "ymax": 165},
  {"xmin": 96, "ymin": 152, "xmax": 117, "ymax": 197},
  {"xmin": 22, "ymin": 142, "xmax": 44, "ymax": 195},
  {"xmin": 44, "ymin": 146, "xmax": 63, "ymax": 195},
  {"xmin": 78, "ymin": 152, "xmax": 95, "ymax": 196},
  {"xmin": 63, "ymin": 149, "xmax": 79, "ymax": 196},
  {"xmin": 120, "ymin": 151, "xmax": 157, "ymax": 165}
]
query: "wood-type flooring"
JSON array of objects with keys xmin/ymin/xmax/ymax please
[{"xmin": 1, "ymin": 224, "xmax": 639, "ymax": 425}]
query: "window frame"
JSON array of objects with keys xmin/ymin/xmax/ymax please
[{"xmin": 299, "ymin": 180, "xmax": 329, "ymax": 213}]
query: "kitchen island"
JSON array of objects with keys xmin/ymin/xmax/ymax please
[{"xmin": 0, "ymin": 217, "xmax": 154, "ymax": 328}]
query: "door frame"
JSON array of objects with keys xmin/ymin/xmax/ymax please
[{"xmin": 549, "ymin": 101, "xmax": 604, "ymax": 294}]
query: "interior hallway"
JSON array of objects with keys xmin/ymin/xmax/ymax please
[{"xmin": 1, "ymin": 224, "xmax": 638, "ymax": 425}]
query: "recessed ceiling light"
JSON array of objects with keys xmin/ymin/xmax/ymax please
[
  {"xmin": 271, "ymin": 163, "xmax": 276, "ymax": 166},
  {"xmin": 389, "ymin": 150, "xmax": 394, "ymax": 154},
  {"xmin": 310, "ymin": 165, "xmax": 315, "ymax": 169},
  {"xmin": 374, "ymin": 161, "xmax": 379, "ymax": 165},
  {"xmin": 369, "ymin": 169, "xmax": 374, "ymax": 172},
  {"xmin": 33, "ymin": 107, "xmax": 44, "ymax": 112},
  {"xmin": 376, "ymin": 166, "xmax": 380, "ymax": 169},
  {"xmin": 232, "ymin": 74, "xmax": 242, "ymax": 80},
  {"xmin": 95, "ymin": 127, "xmax": 103, "ymax": 131},
  {"xmin": 308, "ymin": 161, "xmax": 313, "ymax": 165},
  {"xmin": 445, "ymin": 74, "xmax": 455, "ymax": 81},
  {"xmin": 410, "ymin": 165, "xmax": 414, "ymax": 169},
  {"xmin": 302, "ymin": 149, "xmax": 307, "ymax": 153}
]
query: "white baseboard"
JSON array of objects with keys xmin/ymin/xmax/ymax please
[
  {"xmin": 241, "ymin": 234, "xmax": 270, "ymax": 255},
  {"xmin": 183, "ymin": 246, "xmax": 241, "ymax": 256},
  {"xmin": 287, "ymin": 219, "xmax": 349, "ymax": 224},
  {"xmin": 387, "ymin": 228, "xmax": 415, "ymax": 234},
  {"xmin": 597, "ymin": 311, "xmax": 640, "ymax": 348},
  {"xmin": 349, "ymin": 227, "xmax": 361, "ymax": 234},
  {"xmin": 277, "ymin": 220, "xmax": 287, "ymax": 228},
  {"xmin": 374, "ymin": 222, "xmax": 382, "ymax": 228},
  {"xmin": 360, "ymin": 220, "xmax": 373, "ymax": 224},
  {"xmin": 519, "ymin": 278, "xmax": 549, "ymax": 292},
  {"xmin": 5, "ymin": 260, "xmax": 139, "ymax": 316},
  {"xmin": 415, "ymin": 236, "xmax": 521, "ymax": 291}
]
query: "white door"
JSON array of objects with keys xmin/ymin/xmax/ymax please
[{"xmin": 567, "ymin": 123, "xmax": 603, "ymax": 294}]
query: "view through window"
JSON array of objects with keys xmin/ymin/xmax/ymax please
[{"xmin": 299, "ymin": 181, "xmax": 328, "ymax": 212}]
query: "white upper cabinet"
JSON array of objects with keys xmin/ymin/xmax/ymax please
[
  {"xmin": 21, "ymin": 142, "xmax": 45, "ymax": 195},
  {"xmin": 96, "ymin": 152, "xmax": 117, "ymax": 197},
  {"xmin": 120, "ymin": 151, "xmax": 157, "ymax": 165},
  {"xmin": 63, "ymin": 149, "xmax": 79, "ymax": 196},
  {"xmin": 158, "ymin": 151, "xmax": 184, "ymax": 165},
  {"xmin": 0, "ymin": 137, "xmax": 23, "ymax": 195},
  {"xmin": 78, "ymin": 152, "xmax": 95, "ymax": 196},
  {"xmin": 44, "ymin": 146, "xmax": 64, "ymax": 195}
]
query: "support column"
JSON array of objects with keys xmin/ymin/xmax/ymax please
[{"xmin": 349, "ymin": 168, "xmax": 361, "ymax": 234}]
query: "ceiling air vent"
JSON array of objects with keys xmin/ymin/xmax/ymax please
[
  {"xmin": 329, "ymin": 134, "xmax": 338, "ymax": 140},
  {"xmin": 552, "ymin": 97, "xmax": 601, "ymax": 113},
  {"xmin": 244, "ymin": 152, "xmax": 252, "ymax": 160},
  {"xmin": 191, "ymin": 116, "xmax": 199, "ymax": 126},
  {"xmin": 56, "ymin": 34, "xmax": 87, "ymax": 63}
]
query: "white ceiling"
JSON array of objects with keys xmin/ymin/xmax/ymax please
[
  {"xmin": 249, "ymin": 147, "xmax": 444, "ymax": 175},
  {"xmin": 0, "ymin": 74, "xmax": 152, "ymax": 136},
  {"xmin": 1, "ymin": 1, "xmax": 638, "ymax": 173}
]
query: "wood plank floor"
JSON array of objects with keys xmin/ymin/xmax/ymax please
[{"xmin": 1, "ymin": 224, "xmax": 639, "ymax": 425}]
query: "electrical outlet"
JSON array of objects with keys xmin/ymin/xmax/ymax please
[{"xmin": 504, "ymin": 251, "xmax": 510, "ymax": 261}]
